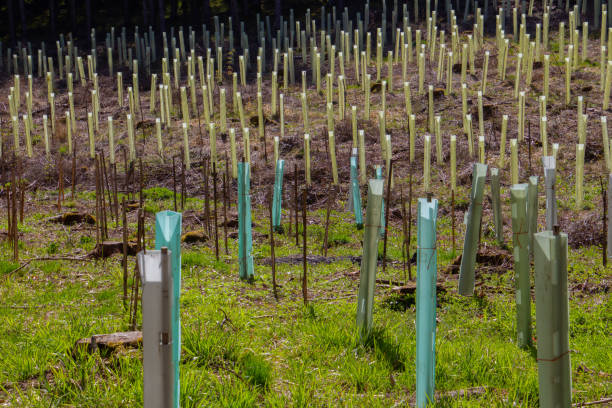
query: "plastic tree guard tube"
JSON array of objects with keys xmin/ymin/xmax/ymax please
[
  {"xmin": 458, "ymin": 162, "xmax": 488, "ymax": 296},
  {"xmin": 272, "ymin": 159, "xmax": 285, "ymax": 231},
  {"xmin": 238, "ymin": 162, "xmax": 254, "ymax": 280},
  {"xmin": 356, "ymin": 179, "xmax": 384, "ymax": 339},
  {"xmin": 350, "ymin": 155, "xmax": 363, "ymax": 228},
  {"xmin": 510, "ymin": 184, "xmax": 532, "ymax": 348},
  {"xmin": 415, "ymin": 196, "xmax": 439, "ymax": 408},
  {"xmin": 534, "ymin": 229, "xmax": 571, "ymax": 408},
  {"xmin": 490, "ymin": 167, "xmax": 504, "ymax": 245},
  {"xmin": 154, "ymin": 211, "xmax": 182, "ymax": 408}
]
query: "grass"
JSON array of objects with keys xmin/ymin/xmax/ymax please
[
  {"xmin": 0, "ymin": 189, "xmax": 609, "ymax": 407},
  {"xmin": 1, "ymin": 24, "xmax": 611, "ymax": 406}
]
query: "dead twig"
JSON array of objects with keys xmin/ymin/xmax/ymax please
[
  {"xmin": 573, "ymin": 398, "xmax": 612, "ymax": 407},
  {"xmin": 218, "ymin": 308, "xmax": 238, "ymax": 331}
]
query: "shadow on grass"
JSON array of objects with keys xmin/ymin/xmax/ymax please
[{"xmin": 363, "ymin": 327, "xmax": 406, "ymax": 371}]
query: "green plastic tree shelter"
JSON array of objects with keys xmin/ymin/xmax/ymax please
[
  {"xmin": 154, "ymin": 211, "xmax": 182, "ymax": 408},
  {"xmin": 356, "ymin": 179, "xmax": 384, "ymax": 339},
  {"xmin": 543, "ymin": 156, "xmax": 557, "ymax": 231},
  {"xmin": 458, "ymin": 162, "xmax": 488, "ymax": 296},
  {"xmin": 416, "ymin": 196, "xmax": 439, "ymax": 408},
  {"xmin": 238, "ymin": 162, "xmax": 254, "ymax": 280},
  {"xmin": 347, "ymin": 148, "xmax": 358, "ymax": 213},
  {"xmin": 510, "ymin": 184, "xmax": 532, "ymax": 348},
  {"xmin": 375, "ymin": 165, "xmax": 385, "ymax": 237},
  {"xmin": 609, "ymin": 173, "xmax": 612, "ymax": 258},
  {"xmin": 534, "ymin": 229, "xmax": 571, "ymax": 407},
  {"xmin": 350, "ymin": 155, "xmax": 363, "ymax": 229},
  {"xmin": 490, "ymin": 168, "xmax": 504, "ymax": 246},
  {"xmin": 527, "ymin": 176, "xmax": 539, "ymax": 257},
  {"xmin": 272, "ymin": 159, "xmax": 285, "ymax": 232}
]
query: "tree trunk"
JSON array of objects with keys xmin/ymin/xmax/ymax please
[
  {"xmin": 8, "ymin": 0, "xmax": 16, "ymax": 46},
  {"xmin": 49, "ymin": 0, "xmax": 57, "ymax": 40},
  {"xmin": 158, "ymin": 0, "xmax": 166, "ymax": 33},
  {"xmin": 18, "ymin": 0, "xmax": 26, "ymax": 40}
]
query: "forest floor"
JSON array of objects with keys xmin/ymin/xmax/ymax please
[{"xmin": 0, "ymin": 13, "xmax": 611, "ymax": 407}]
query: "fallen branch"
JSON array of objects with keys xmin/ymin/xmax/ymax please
[{"xmin": 573, "ymin": 398, "xmax": 612, "ymax": 407}]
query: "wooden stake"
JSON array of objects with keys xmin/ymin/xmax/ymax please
[
  {"xmin": 104, "ymin": 157, "xmax": 110, "ymax": 237},
  {"xmin": 94, "ymin": 157, "xmax": 101, "ymax": 246},
  {"xmin": 172, "ymin": 156, "xmax": 177, "ymax": 212},
  {"xmin": 451, "ymin": 189, "xmax": 456, "ymax": 256},
  {"xmin": 602, "ymin": 177, "xmax": 607, "ymax": 267},
  {"xmin": 6, "ymin": 176, "xmax": 11, "ymax": 245},
  {"xmin": 400, "ymin": 184, "xmax": 409, "ymax": 283},
  {"xmin": 382, "ymin": 160, "xmax": 394, "ymax": 273},
  {"xmin": 322, "ymin": 187, "xmax": 333, "ymax": 256},
  {"xmin": 11, "ymin": 162, "xmax": 18, "ymax": 261},
  {"xmin": 122, "ymin": 196, "xmax": 128, "ymax": 308},
  {"xmin": 302, "ymin": 187, "xmax": 308, "ymax": 305},
  {"xmin": 100, "ymin": 155, "xmax": 109, "ymax": 239},
  {"xmin": 71, "ymin": 148, "xmax": 76, "ymax": 199},
  {"xmin": 268, "ymin": 186, "xmax": 278, "ymax": 300},
  {"xmin": 213, "ymin": 162, "xmax": 219, "ymax": 260},
  {"xmin": 139, "ymin": 158, "xmax": 144, "ymax": 211},
  {"xmin": 57, "ymin": 156, "xmax": 63, "ymax": 212},
  {"xmin": 112, "ymin": 163, "xmax": 119, "ymax": 225},
  {"xmin": 262, "ymin": 116, "xmax": 268, "ymax": 163},
  {"xmin": 122, "ymin": 147, "xmax": 129, "ymax": 200},
  {"xmin": 407, "ymin": 171, "xmax": 413, "ymax": 280},
  {"xmin": 294, "ymin": 162, "xmax": 299, "ymax": 246},
  {"xmin": 223, "ymin": 154, "xmax": 229, "ymax": 255},
  {"xmin": 19, "ymin": 167, "xmax": 24, "ymax": 223},
  {"xmin": 528, "ymin": 120, "xmax": 532, "ymax": 174},
  {"xmin": 180, "ymin": 156, "xmax": 185, "ymax": 210},
  {"xmin": 203, "ymin": 158, "xmax": 211, "ymax": 236}
]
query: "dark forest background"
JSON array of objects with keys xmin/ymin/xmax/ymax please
[{"xmin": 0, "ymin": 0, "xmax": 363, "ymax": 45}]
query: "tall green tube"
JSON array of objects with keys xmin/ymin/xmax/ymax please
[
  {"xmin": 272, "ymin": 159, "xmax": 285, "ymax": 232},
  {"xmin": 490, "ymin": 167, "xmax": 504, "ymax": 245},
  {"xmin": 375, "ymin": 165, "xmax": 385, "ymax": 237},
  {"xmin": 543, "ymin": 156, "xmax": 557, "ymax": 231},
  {"xmin": 356, "ymin": 179, "xmax": 384, "ymax": 339},
  {"xmin": 458, "ymin": 163, "xmax": 488, "ymax": 296},
  {"xmin": 350, "ymin": 155, "xmax": 363, "ymax": 229},
  {"xmin": 347, "ymin": 148, "xmax": 358, "ymax": 213},
  {"xmin": 238, "ymin": 162, "xmax": 254, "ymax": 280},
  {"xmin": 527, "ymin": 176, "xmax": 539, "ymax": 257},
  {"xmin": 416, "ymin": 197, "xmax": 439, "ymax": 408},
  {"xmin": 534, "ymin": 229, "xmax": 571, "ymax": 407},
  {"xmin": 510, "ymin": 184, "xmax": 532, "ymax": 348},
  {"xmin": 155, "ymin": 210, "xmax": 182, "ymax": 408}
]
